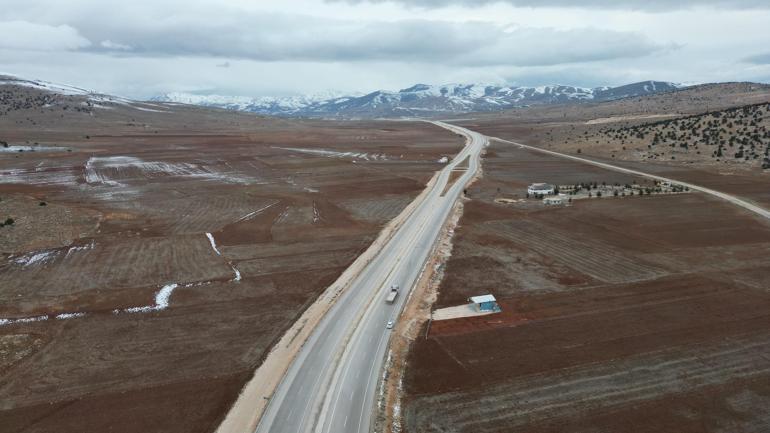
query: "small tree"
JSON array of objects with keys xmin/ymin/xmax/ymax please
[{"xmin": 4, "ymin": 218, "xmax": 14, "ymax": 226}]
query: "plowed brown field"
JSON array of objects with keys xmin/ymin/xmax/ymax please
[
  {"xmin": 0, "ymin": 97, "xmax": 463, "ymax": 433},
  {"xmin": 402, "ymin": 140, "xmax": 770, "ymax": 433}
]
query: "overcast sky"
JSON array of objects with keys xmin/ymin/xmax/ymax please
[{"xmin": 1, "ymin": 0, "xmax": 769, "ymax": 99}]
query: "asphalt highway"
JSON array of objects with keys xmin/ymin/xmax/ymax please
[{"xmin": 254, "ymin": 121, "xmax": 485, "ymax": 433}]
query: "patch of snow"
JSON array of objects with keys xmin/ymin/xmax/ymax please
[
  {"xmin": 85, "ymin": 156, "xmax": 123, "ymax": 186},
  {"xmin": 13, "ymin": 250, "xmax": 59, "ymax": 267},
  {"xmin": 231, "ymin": 265, "xmax": 242, "ymax": 282},
  {"xmin": 84, "ymin": 155, "xmax": 255, "ymax": 186},
  {"xmin": 118, "ymin": 283, "xmax": 179, "ymax": 314},
  {"xmin": 15, "ymin": 315, "xmax": 48, "ymax": 323},
  {"xmin": 0, "ymin": 167, "xmax": 77, "ymax": 185},
  {"xmin": 438, "ymin": 156, "xmax": 449, "ymax": 163},
  {"xmin": 0, "ymin": 145, "xmax": 67, "ymax": 153},
  {"xmin": 275, "ymin": 147, "xmax": 385, "ymax": 161},
  {"xmin": 130, "ymin": 104, "xmax": 168, "ymax": 113},
  {"xmin": 65, "ymin": 240, "xmax": 95, "ymax": 258},
  {"xmin": 206, "ymin": 232, "xmax": 221, "ymax": 256},
  {"xmin": 0, "ymin": 315, "xmax": 49, "ymax": 327},
  {"xmin": 55, "ymin": 312, "xmax": 86, "ymax": 320},
  {"xmin": 154, "ymin": 284, "xmax": 176, "ymax": 309}
]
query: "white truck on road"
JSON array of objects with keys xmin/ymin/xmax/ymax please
[{"xmin": 385, "ymin": 285, "xmax": 399, "ymax": 304}]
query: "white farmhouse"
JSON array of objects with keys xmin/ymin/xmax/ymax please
[{"xmin": 528, "ymin": 183, "xmax": 554, "ymax": 195}]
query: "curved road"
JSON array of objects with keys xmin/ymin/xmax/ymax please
[
  {"xmin": 252, "ymin": 120, "xmax": 769, "ymax": 433},
  {"xmin": 254, "ymin": 122, "xmax": 485, "ymax": 433}
]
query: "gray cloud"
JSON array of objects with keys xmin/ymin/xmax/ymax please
[
  {"xmin": 99, "ymin": 40, "xmax": 132, "ymax": 51},
  {"xmin": 744, "ymin": 52, "xmax": 770, "ymax": 64},
  {"xmin": 0, "ymin": 20, "xmax": 90, "ymax": 51},
  {"xmin": 67, "ymin": 15, "xmax": 662, "ymax": 67},
  {"xmin": 0, "ymin": 0, "xmax": 767, "ymax": 99},
  {"xmin": 329, "ymin": 0, "xmax": 770, "ymax": 11}
]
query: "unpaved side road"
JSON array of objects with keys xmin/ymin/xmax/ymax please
[{"xmin": 492, "ymin": 136, "xmax": 770, "ymax": 222}]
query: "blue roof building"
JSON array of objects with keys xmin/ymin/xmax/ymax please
[{"xmin": 468, "ymin": 294, "xmax": 500, "ymax": 312}]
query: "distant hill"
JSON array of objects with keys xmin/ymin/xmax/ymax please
[
  {"xmin": 152, "ymin": 81, "xmax": 682, "ymax": 118},
  {"xmin": 0, "ymin": 74, "xmax": 174, "ymax": 117}
]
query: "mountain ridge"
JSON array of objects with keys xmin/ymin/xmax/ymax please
[
  {"xmin": 0, "ymin": 74, "xmax": 682, "ymax": 118},
  {"xmin": 151, "ymin": 80, "xmax": 681, "ymax": 117}
]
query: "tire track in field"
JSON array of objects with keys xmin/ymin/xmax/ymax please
[
  {"xmin": 484, "ymin": 219, "xmax": 666, "ymax": 284},
  {"xmin": 407, "ymin": 332, "xmax": 770, "ymax": 432}
]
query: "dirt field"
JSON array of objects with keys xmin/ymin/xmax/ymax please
[
  {"xmin": 0, "ymin": 87, "xmax": 463, "ymax": 433},
  {"xmin": 401, "ymin": 141, "xmax": 770, "ymax": 433}
]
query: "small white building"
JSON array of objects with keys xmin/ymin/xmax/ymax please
[
  {"xmin": 543, "ymin": 195, "xmax": 565, "ymax": 206},
  {"xmin": 528, "ymin": 183, "xmax": 554, "ymax": 195}
]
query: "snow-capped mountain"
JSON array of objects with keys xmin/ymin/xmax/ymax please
[
  {"xmin": 151, "ymin": 81, "xmax": 680, "ymax": 118},
  {"xmin": 151, "ymin": 90, "xmax": 360, "ymax": 115}
]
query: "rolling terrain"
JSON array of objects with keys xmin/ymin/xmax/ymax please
[
  {"xmin": 399, "ymin": 89, "xmax": 770, "ymax": 433},
  {"xmin": 460, "ymin": 82, "xmax": 770, "ymax": 173},
  {"xmin": 0, "ymin": 78, "xmax": 463, "ymax": 433},
  {"xmin": 5, "ymin": 72, "xmax": 770, "ymax": 433}
]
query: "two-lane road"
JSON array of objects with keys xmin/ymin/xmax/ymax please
[
  {"xmin": 253, "ymin": 118, "xmax": 770, "ymax": 433},
  {"xmin": 255, "ymin": 122, "xmax": 485, "ymax": 433}
]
